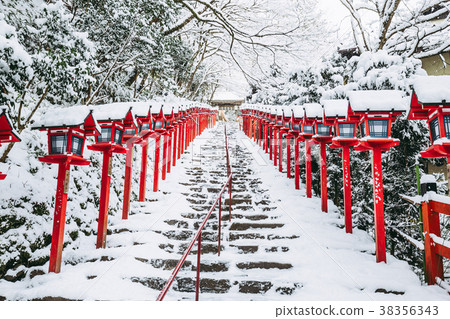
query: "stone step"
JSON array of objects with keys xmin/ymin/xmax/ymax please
[
  {"xmin": 229, "ymin": 223, "xmax": 284, "ymax": 231},
  {"xmin": 236, "ymin": 261, "xmax": 292, "ymax": 270}
]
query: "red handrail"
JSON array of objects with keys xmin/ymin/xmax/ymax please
[{"xmin": 156, "ymin": 125, "xmax": 232, "ymax": 301}]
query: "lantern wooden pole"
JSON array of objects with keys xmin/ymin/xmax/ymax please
[
  {"xmin": 274, "ymin": 128, "xmax": 278, "ymax": 167},
  {"xmin": 342, "ymin": 146, "xmax": 352, "ymax": 233},
  {"xmin": 173, "ymin": 126, "xmax": 178, "ymax": 166},
  {"xmin": 286, "ymin": 135, "xmax": 291, "ymax": 178},
  {"xmin": 372, "ymin": 147, "xmax": 386, "ymax": 263},
  {"xmin": 48, "ymin": 160, "xmax": 71, "ymax": 273},
  {"xmin": 320, "ymin": 142, "xmax": 328, "ymax": 213},
  {"xmin": 295, "ymin": 137, "xmax": 300, "ymax": 190},
  {"xmin": 178, "ymin": 122, "xmax": 183, "ymax": 159},
  {"xmin": 278, "ymin": 130, "xmax": 283, "ymax": 173},
  {"xmin": 167, "ymin": 131, "xmax": 172, "ymax": 173},
  {"xmin": 265, "ymin": 125, "xmax": 269, "ymax": 153},
  {"xmin": 122, "ymin": 141, "xmax": 134, "ymax": 219},
  {"xmin": 269, "ymin": 127, "xmax": 273, "ymax": 160},
  {"xmin": 153, "ymin": 135, "xmax": 161, "ymax": 192},
  {"xmin": 96, "ymin": 149, "xmax": 113, "ymax": 249},
  {"xmin": 162, "ymin": 133, "xmax": 168, "ymax": 180},
  {"xmin": 138, "ymin": 140, "xmax": 148, "ymax": 202},
  {"xmin": 305, "ymin": 139, "xmax": 312, "ymax": 198},
  {"xmin": 180, "ymin": 122, "xmax": 185, "ymax": 155}
]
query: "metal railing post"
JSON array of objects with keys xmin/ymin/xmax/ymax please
[
  {"xmin": 196, "ymin": 231, "xmax": 202, "ymax": 301},
  {"xmin": 218, "ymin": 196, "xmax": 222, "ymax": 256}
]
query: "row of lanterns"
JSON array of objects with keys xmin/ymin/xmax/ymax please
[
  {"xmin": 25, "ymin": 102, "xmax": 217, "ymax": 273},
  {"xmin": 240, "ymin": 75, "xmax": 450, "ymax": 265}
]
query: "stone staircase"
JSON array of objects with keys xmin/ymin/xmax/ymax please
[{"xmin": 123, "ymin": 123, "xmax": 303, "ymax": 299}]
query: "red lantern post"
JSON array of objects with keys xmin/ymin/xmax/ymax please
[
  {"xmin": 152, "ymin": 106, "xmax": 167, "ymax": 192},
  {"xmin": 323, "ymin": 99, "xmax": 360, "ymax": 232},
  {"xmin": 306, "ymin": 103, "xmax": 333, "ymax": 213},
  {"xmin": 302, "ymin": 104, "xmax": 321, "ymax": 199},
  {"xmin": 0, "ymin": 109, "xmax": 21, "ymax": 180},
  {"xmin": 268, "ymin": 107, "xmax": 277, "ymax": 160},
  {"xmin": 290, "ymin": 106, "xmax": 304, "ymax": 189},
  {"xmin": 273, "ymin": 107, "xmax": 283, "ymax": 167},
  {"xmin": 32, "ymin": 106, "xmax": 100, "ymax": 272},
  {"xmin": 88, "ymin": 105, "xmax": 136, "ymax": 249},
  {"xmin": 278, "ymin": 106, "xmax": 291, "ymax": 175},
  {"xmin": 348, "ymin": 90, "xmax": 406, "ymax": 263}
]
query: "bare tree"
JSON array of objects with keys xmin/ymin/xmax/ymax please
[{"xmin": 340, "ymin": 0, "xmax": 450, "ymax": 57}]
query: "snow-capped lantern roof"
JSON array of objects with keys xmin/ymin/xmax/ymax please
[
  {"xmin": 276, "ymin": 106, "xmax": 284, "ymax": 117},
  {"xmin": 409, "ymin": 76, "xmax": 450, "ymax": 121},
  {"xmin": 412, "ymin": 75, "xmax": 450, "ymax": 106},
  {"xmin": 282, "ymin": 106, "xmax": 292, "ymax": 118},
  {"xmin": 321, "ymin": 99, "xmax": 348, "ymax": 119},
  {"xmin": 303, "ymin": 103, "xmax": 323, "ymax": 119},
  {"xmin": 90, "ymin": 102, "xmax": 136, "ymax": 124},
  {"xmin": 151, "ymin": 104, "xmax": 164, "ymax": 115},
  {"xmin": 0, "ymin": 108, "xmax": 21, "ymax": 144},
  {"xmin": 32, "ymin": 105, "xmax": 101, "ymax": 136},
  {"xmin": 270, "ymin": 106, "xmax": 278, "ymax": 115},
  {"xmin": 291, "ymin": 105, "xmax": 304, "ymax": 119},
  {"xmin": 347, "ymin": 90, "xmax": 407, "ymax": 113}
]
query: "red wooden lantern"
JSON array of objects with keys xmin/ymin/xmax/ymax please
[
  {"xmin": 408, "ymin": 75, "xmax": 450, "ymax": 191},
  {"xmin": 88, "ymin": 104, "xmax": 136, "ymax": 249},
  {"xmin": 262, "ymin": 106, "xmax": 271, "ymax": 153},
  {"xmin": 307, "ymin": 103, "xmax": 333, "ymax": 213},
  {"xmin": 291, "ymin": 106, "xmax": 304, "ymax": 190},
  {"xmin": 121, "ymin": 102, "xmax": 155, "ymax": 219},
  {"xmin": 171, "ymin": 106, "xmax": 180, "ymax": 167},
  {"xmin": 0, "ymin": 109, "xmax": 21, "ymax": 180},
  {"xmin": 323, "ymin": 99, "xmax": 360, "ymax": 233},
  {"xmin": 32, "ymin": 106, "xmax": 100, "ymax": 273},
  {"xmin": 279, "ymin": 106, "xmax": 291, "ymax": 174},
  {"xmin": 268, "ymin": 107, "xmax": 277, "ymax": 161},
  {"xmin": 303, "ymin": 103, "xmax": 322, "ymax": 199},
  {"xmin": 152, "ymin": 105, "xmax": 167, "ymax": 192},
  {"xmin": 178, "ymin": 105, "xmax": 187, "ymax": 158},
  {"xmin": 162, "ymin": 105, "xmax": 174, "ymax": 180},
  {"xmin": 273, "ymin": 107, "xmax": 283, "ymax": 167},
  {"xmin": 348, "ymin": 90, "xmax": 406, "ymax": 263}
]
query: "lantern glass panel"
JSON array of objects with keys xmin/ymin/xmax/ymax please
[
  {"xmin": 166, "ymin": 121, "xmax": 171, "ymax": 127},
  {"xmin": 303, "ymin": 125, "xmax": 314, "ymax": 134},
  {"xmin": 71, "ymin": 135, "xmax": 83, "ymax": 156},
  {"xmin": 152, "ymin": 120, "xmax": 164, "ymax": 130},
  {"xmin": 97, "ymin": 127, "xmax": 112, "ymax": 143},
  {"xmin": 50, "ymin": 135, "xmax": 67, "ymax": 154},
  {"xmin": 284, "ymin": 122, "xmax": 290, "ymax": 128},
  {"xmin": 429, "ymin": 117, "xmax": 440, "ymax": 142},
  {"xmin": 277, "ymin": 120, "xmax": 283, "ymax": 125},
  {"xmin": 368, "ymin": 119, "xmax": 389, "ymax": 137},
  {"xmin": 139, "ymin": 123, "xmax": 150, "ymax": 132},
  {"xmin": 317, "ymin": 124, "xmax": 331, "ymax": 136},
  {"xmin": 124, "ymin": 128, "xmax": 136, "ymax": 135},
  {"xmin": 444, "ymin": 115, "xmax": 450, "ymax": 138},
  {"xmin": 338, "ymin": 123, "xmax": 355, "ymax": 137},
  {"xmin": 292, "ymin": 124, "xmax": 300, "ymax": 132},
  {"xmin": 114, "ymin": 128, "xmax": 123, "ymax": 144}
]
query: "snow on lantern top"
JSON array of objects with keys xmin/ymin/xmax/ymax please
[
  {"xmin": 347, "ymin": 90, "xmax": 407, "ymax": 113},
  {"xmin": 412, "ymin": 75, "xmax": 450, "ymax": 106},
  {"xmin": 32, "ymin": 104, "xmax": 100, "ymax": 135},
  {"xmin": 0, "ymin": 108, "xmax": 21, "ymax": 144},
  {"xmin": 303, "ymin": 103, "xmax": 323, "ymax": 119},
  {"xmin": 321, "ymin": 99, "xmax": 348, "ymax": 119}
]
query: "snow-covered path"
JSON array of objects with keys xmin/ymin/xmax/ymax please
[{"xmin": 0, "ymin": 122, "xmax": 448, "ymax": 301}]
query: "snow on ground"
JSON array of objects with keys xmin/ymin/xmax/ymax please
[{"xmin": 0, "ymin": 122, "xmax": 448, "ymax": 301}]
